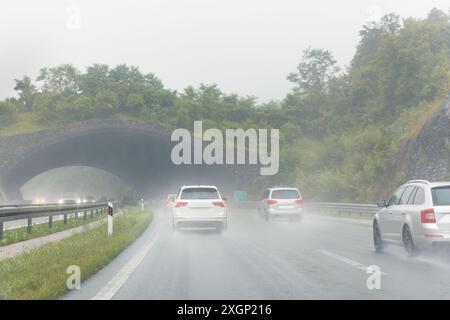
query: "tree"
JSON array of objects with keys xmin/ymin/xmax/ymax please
[
  {"xmin": 13, "ymin": 76, "xmax": 36, "ymax": 111},
  {"xmin": 287, "ymin": 47, "xmax": 340, "ymax": 97},
  {"xmin": 37, "ymin": 64, "xmax": 80, "ymax": 95},
  {"xmin": 79, "ymin": 64, "xmax": 110, "ymax": 96}
]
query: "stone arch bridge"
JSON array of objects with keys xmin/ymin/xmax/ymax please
[{"xmin": 0, "ymin": 119, "xmax": 258, "ymax": 202}]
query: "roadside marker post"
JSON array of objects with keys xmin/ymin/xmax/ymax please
[{"xmin": 107, "ymin": 202, "xmax": 113, "ymax": 236}]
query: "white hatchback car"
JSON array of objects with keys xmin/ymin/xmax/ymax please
[
  {"xmin": 373, "ymin": 180, "xmax": 450, "ymax": 255},
  {"xmin": 172, "ymin": 185, "xmax": 227, "ymax": 230}
]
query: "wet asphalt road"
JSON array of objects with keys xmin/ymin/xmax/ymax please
[{"xmin": 65, "ymin": 207, "xmax": 450, "ymax": 299}]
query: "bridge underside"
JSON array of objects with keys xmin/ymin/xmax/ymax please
[{"xmin": 0, "ymin": 124, "xmax": 258, "ymax": 202}]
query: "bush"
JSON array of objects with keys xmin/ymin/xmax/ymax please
[{"xmin": 0, "ymin": 101, "xmax": 17, "ymax": 125}]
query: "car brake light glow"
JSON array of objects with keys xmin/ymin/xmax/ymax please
[
  {"xmin": 266, "ymin": 199, "xmax": 277, "ymax": 205},
  {"xmin": 295, "ymin": 198, "xmax": 303, "ymax": 205},
  {"xmin": 212, "ymin": 201, "xmax": 225, "ymax": 207},
  {"xmin": 421, "ymin": 208, "xmax": 436, "ymax": 223},
  {"xmin": 175, "ymin": 201, "xmax": 188, "ymax": 208}
]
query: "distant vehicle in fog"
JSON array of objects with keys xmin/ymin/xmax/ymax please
[
  {"xmin": 59, "ymin": 192, "xmax": 82, "ymax": 204},
  {"xmin": 373, "ymin": 180, "xmax": 450, "ymax": 256},
  {"xmin": 172, "ymin": 185, "xmax": 227, "ymax": 231},
  {"xmin": 258, "ymin": 186, "xmax": 303, "ymax": 221},
  {"xmin": 33, "ymin": 197, "xmax": 47, "ymax": 204}
]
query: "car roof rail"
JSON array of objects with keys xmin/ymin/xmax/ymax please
[{"xmin": 406, "ymin": 179, "xmax": 430, "ymax": 185}]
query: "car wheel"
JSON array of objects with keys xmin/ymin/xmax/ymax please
[
  {"xmin": 402, "ymin": 225, "xmax": 417, "ymax": 256},
  {"xmin": 373, "ymin": 221, "xmax": 385, "ymax": 252},
  {"xmin": 265, "ymin": 211, "xmax": 270, "ymax": 222}
]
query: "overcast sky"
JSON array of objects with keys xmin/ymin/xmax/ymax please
[{"xmin": 1, "ymin": 0, "xmax": 448, "ymax": 102}]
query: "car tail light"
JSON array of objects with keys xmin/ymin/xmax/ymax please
[
  {"xmin": 421, "ymin": 208, "xmax": 436, "ymax": 223},
  {"xmin": 175, "ymin": 201, "xmax": 188, "ymax": 208},
  {"xmin": 212, "ymin": 201, "xmax": 225, "ymax": 207},
  {"xmin": 295, "ymin": 198, "xmax": 304, "ymax": 205},
  {"xmin": 266, "ymin": 199, "xmax": 277, "ymax": 205}
]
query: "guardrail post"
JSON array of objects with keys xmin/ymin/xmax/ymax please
[
  {"xmin": 91, "ymin": 209, "xmax": 94, "ymax": 218},
  {"xmin": 75, "ymin": 211, "xmax": 78, "ymax": 219},
  {"xmin": 0, "ymin": 222, "xmax": 3, "ymax": 240},
  {"xmin": 27, "ymin": 217, "xmax": 32, "ymax": 233},
  {"xmin": 83, "ymin": 211, "xmax": 87, "ymax": 219},
  {"xmin": 49, "ymin": 216, "xmax": 53, "ymax": 229},
  {"xmin": 64, "ymin": 213, "xmax": 67, "ymax": 225}
]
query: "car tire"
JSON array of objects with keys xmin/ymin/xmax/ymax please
[
  {"xmin": 402, "ymin": 225, "xmax": 417, "ymax": 256},
  {"xmin": 373, "ymin": 221, "xmax": 385, "ymax": 252},
  {"xmin": 265, "ymin": 211, "xmax": 270, "ymax": 222}
]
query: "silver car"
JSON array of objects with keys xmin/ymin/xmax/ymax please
[
  {"xmin": 373, "ymin": 180, "xmax": 450, "ymax": 255},
  {"xmin": 257, "ymin": 186, "xmax": 303, "ymax": 221}
]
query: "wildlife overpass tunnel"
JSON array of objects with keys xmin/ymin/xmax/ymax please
[{"xmin": 0, "ymin": 119, "xmax": 258, "ymax": 202}]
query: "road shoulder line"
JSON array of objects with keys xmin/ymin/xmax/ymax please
[{"xmin": 92, "ymin": 230, "xmax": 160, "ymax": 300}]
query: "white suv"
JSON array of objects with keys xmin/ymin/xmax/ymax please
[
  {"xmin": 257, "ymin": 186, "xmax": 303, "ymax": 221},
  {"xmin": 172, "ymin": 185, "xmax": 227, "ymax": 230},
  {"xmin": 373, "ymin": 180, "xmax": 450, "ymax": 255}
]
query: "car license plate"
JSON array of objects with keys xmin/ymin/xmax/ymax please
[{"xmin": 279, "ymin": 205, "xmax": 294, "ymax": 209}]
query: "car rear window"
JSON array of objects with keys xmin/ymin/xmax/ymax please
[
  {"xmin": 432, "ymin": 187, "xmax": 450, "ymax": 206},
  {"xmin": 271, "ymin": 189, "xmax": 300, "ymax": 199},
  {"xmin": 180, "ymin": 188, "xmax": 220, "ymax": 199}
]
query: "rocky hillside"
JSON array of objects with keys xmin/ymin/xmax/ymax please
[{"xmin": 390, "ymin": 94, "xmax": 450, "ymax": 189}]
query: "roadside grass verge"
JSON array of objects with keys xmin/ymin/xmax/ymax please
[
  {"xmin": 0, "ymin": 207, "xmax": 152, "ymax": 300},
  {"xmin": 0, "ymin": 211, "xmax": 106, "ymax": 247}
]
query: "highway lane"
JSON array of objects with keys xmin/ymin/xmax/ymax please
[{"xmin": 65, "ymin": 207, "xmax": 450, "ymax": 300}]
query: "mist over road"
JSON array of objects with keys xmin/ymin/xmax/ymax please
[{"xmin": 65, "ymin": 207, "xmax": 450, "ymax": 300}]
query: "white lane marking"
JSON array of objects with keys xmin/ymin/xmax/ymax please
[
  {"xmin": 92, "ymin": 231, "xmax": 160, "ymax": 300},
  {"xmin": 317, "ymin": 249, "xmax": 387, "ymax": 275}
]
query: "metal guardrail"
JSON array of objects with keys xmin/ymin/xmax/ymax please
[
  {"xmin": 303, "ymin": 202, "xmax": 379, "ymax": 215},
  {"xmin": 230, "ymin": 200, "xmax": 379, "ymax": 216},
  {"xmin": 0, "ymin": 202, "xmax": 110, "ymax": 240}
]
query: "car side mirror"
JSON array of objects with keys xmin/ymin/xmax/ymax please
[{"xmin": 377, "ymin": 200, "xmax": 387, "ymax": 208}]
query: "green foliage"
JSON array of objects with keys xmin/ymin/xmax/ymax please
[
  {"xmin": 0, "ymin": 207, "xmax": 152, "ymax": 300},
  {"xmin": 2, "ymin": 8, "xmax": 449, "ymax": 203},
  {"xmin": 0, "ymin": 101, "xmax": 17, "ymax": 125}
]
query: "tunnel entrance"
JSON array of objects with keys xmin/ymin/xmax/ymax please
[
  {"xmin": 21, "ymin": 166, "xmax": 135, "ymax": 203},
  {"xmin": 0, "ymin": 120, "xmax": 258, "ymax": 202}
]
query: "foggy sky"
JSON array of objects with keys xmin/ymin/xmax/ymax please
[{"xmin": 1, "ymin": 0, "xmax": 448, "ymax": 102}]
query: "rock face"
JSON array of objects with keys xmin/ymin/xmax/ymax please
[{"xmin": 396, "ymin": 94, "xmax": 450, "ymax": 182}]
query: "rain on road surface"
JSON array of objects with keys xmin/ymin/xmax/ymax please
[{"xmin": 65, "ymin": 207, "xmax": 450, "ymax": 300}]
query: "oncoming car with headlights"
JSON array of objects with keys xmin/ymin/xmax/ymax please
[{"xmin": 172, "ymin": 185, "xmax": 227, "ymax": 230}]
